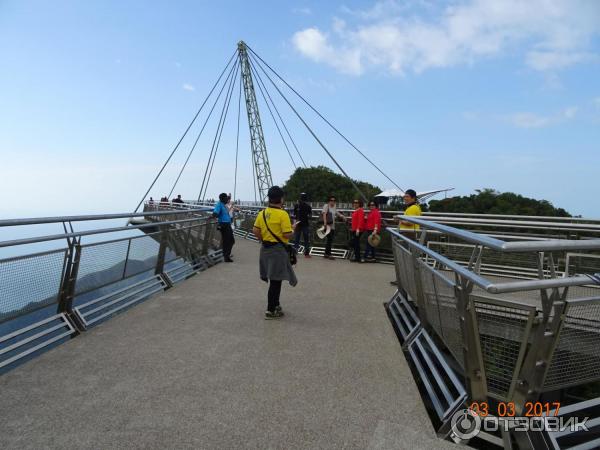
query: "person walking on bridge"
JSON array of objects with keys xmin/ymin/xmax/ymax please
[
  {"xmin": 213, "ymin": 192, "xmax": 235, "ymax": 263},
  {"xmin": 253, "ymin": 186, "xmax": 297, "ymax": 320},
  {"xmin": 293, "ymin": 192, "xmax": 312, "ymax": 258}
]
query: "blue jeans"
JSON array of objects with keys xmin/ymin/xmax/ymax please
[{"xmin": 294, "ymin": 224, "xmax": 310, "ymax": 255}]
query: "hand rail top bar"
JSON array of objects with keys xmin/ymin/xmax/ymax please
[
  {"xmin": 387, "ymin": 227, "xmax": 596, "ymax": 294},
  {"xmin": 399, "ymin": 215, "xmax": 600, "ymax": 231},
  {"xmin": 398, "ymin": 216, "xmax": 600, "ymax": 252},
  {"xmin": 0, "ymin": 216, "xmax": 214, "ymax": 249},
  {"xmin": 0, "ymin": 207, "xmax": 212, "ymax": 228}
]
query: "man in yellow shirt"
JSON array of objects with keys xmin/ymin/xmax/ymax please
[
  {"xmin": 253, "ymin": 186, "xmax": 297, "ymax": 319},
  {"xmin": 399, "ymin": 189, "xmax": 422, "ymax": 233},
  {"xmin": 391, "ymin": 189, "xmax": 421, "ymax": 286}
]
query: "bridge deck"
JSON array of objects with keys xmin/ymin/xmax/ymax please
[{"xmin": 1, "ymin": 239, "xmax": 456, "ymax": 449}]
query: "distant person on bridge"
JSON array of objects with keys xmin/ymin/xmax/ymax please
[
  {"xmin": 213, "ymin": 193, "xmax": 235, "ymax": 263},
  {"xmin": 399, "ymin": 189, "xmax": 422, "ymax": 239},
  {"xmin": 172, "ymin": 194, "xmax": 184, "ymax": 204},
  {"xmin": 253, "ymin": 186, "xmax": 297, "ymax": 320},
  {"xmin": 364, "ymin": 200, "xmax": 382, "ymax": 262},
  {"xmin": 321, "ymin": 195, "xmax": 346, "ymax": 260},
  {"xmin": 391, "ymin": 189, "xmax": 422, "ymax": 286},
  {"xmin": 293, "ymin": 192, "xmax": 312, "ymax": 258},
  {"xmin": 350, "ymin": 199, "xmax": 365, "ymax": 263}
]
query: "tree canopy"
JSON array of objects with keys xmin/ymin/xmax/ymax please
[
  {"xmin": 282, "ymin": 166, "xmax": 382, "ymax": 203},
  {"xmin": 428, "ymin": 189, "xmax": 570, "ymax": 217}
]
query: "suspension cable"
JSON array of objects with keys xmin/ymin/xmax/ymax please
[
  {"xmin": 133, "ymin": 50, "xmax": 237, "ymax": 213},
  {"xmin": 249, "ymin": 57, "xmax": 307, "ymax": 167},
  {"xmin": 249, "ymin": 59, "xmax": 297, "ymax": 169},
  {"xmin": 247, "ymin": 45, "xmax": 404, "ymax": 192},
  {"xmin": 168, "ymin": 60, "xmax": 238, "ymax": 198},
  {"xmin": 201, "ymin": 64, "xmax": 238, "ymax": 201},
  {"xmin": 249, "ymin": 53, "xmax": 368, "ymax": 202},
  {"xmin": 233, "ymin": 72, "xmax": 242, "ymax": 202},
  {"xmin": 197, "ymin": 62, "xmax": 239, "ymax": 202}
]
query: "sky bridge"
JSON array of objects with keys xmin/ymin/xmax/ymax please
[{"xmin": 2, "ymin": 40, "xmax": 600, "ymax": 450}]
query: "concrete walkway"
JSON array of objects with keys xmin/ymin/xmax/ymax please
[{"xmin": 1, "ymin": 239, "xmax": 456, "ymax": 449}]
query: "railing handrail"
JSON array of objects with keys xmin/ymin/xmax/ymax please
[
  {"xmin": 387, "ymin": 227, "xmax": 596, "ymax": 294},
  {"xmin": 398, "ymin": 216, "xmax": 600, "ymax": 252},
  {"xmin": 0, "ymin": 215, "xmax": 214, "ymax": 249},
  {"xmin": 0, "ymin": 207, "xmax": 212, "ymax": 228}
]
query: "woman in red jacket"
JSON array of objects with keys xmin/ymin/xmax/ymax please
[
  {"xmin": 364, "ymin": 200, "xmax": 382, "ymax": 261},
  {"xmin": 350, "ymin": 199, "xmax": 365, "ymax": 262}
]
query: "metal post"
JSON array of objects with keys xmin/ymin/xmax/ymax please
[
  {"xmin": 238, "ymin": 41, "xmax": 273, "ymax": 201},
  {"xmin": 155, "ymin": 226, "xmax": 169, "ymax": 276},
  {"xmin": 455, "ymin": 275, "xmax": 488, "ymax": 402}
]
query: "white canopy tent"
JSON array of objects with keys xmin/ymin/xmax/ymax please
[{"xmin": 375, "ymin": 187, "xmax": 454, "ymax": 203}]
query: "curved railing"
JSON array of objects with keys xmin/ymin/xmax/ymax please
[
  {"xmin": 0, "ymin": 207, "xmax": 219, "ymax": 373},
  {"xmin": 387, "ymin": 216, "xmax": 600, "ymax": 416}
]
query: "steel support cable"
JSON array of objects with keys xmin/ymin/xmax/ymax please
[
  {"xmin": 248, "ymin": 57, "xmax": 307, "ymax": 168},
  {"xmin": 133, "ymin": 50, "xmax": 237, "ymax": 213},
  {"xmin": 249, "ymin": 60, "xmax": 297, "ymax": 169},
  {"xmin": 168, "ymin": 60, "xmax": 239, "ymax": 198},
  {"xmin": 233, "ymin": 73, "xmax": 242, "ymax": 201},
  {"xmin": 197, "ymin": 62, "xmax": 239, "ymax": 202},
  {"xmin": 200, "ymin": 64, "xmax": 238, "ymax": 201},
  {"xmin": 247, "ymin": 46, "xmax": 404, "ymax": 192},
  {"xmin": 248, "ymin": 53, "xmax": 368, "ymax": 203}
]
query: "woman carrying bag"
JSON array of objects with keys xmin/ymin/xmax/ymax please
[{"xmin": 253, "ymin": 186, "xmax": 298, "ymax": 320}]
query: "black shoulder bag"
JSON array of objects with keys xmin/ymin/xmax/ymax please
[{"xmin": 262, "ymin": 210, "xmax": 297, "ymax": 266}]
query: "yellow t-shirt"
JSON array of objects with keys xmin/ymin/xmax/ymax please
[
  {"xmin": 253, "ymin": 207, "xmax": 293, "ymax": 243},
  {"xmin": 400, "ymin": 203, "xmax": 422, "ymax": 230}
]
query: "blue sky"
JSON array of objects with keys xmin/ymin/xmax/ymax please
[{"xmin": 1, "ymin": 0, "xmax": 599, "ymax": 219}]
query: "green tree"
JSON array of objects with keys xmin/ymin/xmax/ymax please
[
  {"xmin": 428, "ymin": 189, "xmax": 570, "ymax": 217},
  {"xmin": 282, "ymin": 166, "xmax": 382, "ymax": 203}
]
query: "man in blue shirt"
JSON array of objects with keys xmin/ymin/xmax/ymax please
[{"xmin": 212, "ymin": 192, "xmax": 235, "ymax": 262}]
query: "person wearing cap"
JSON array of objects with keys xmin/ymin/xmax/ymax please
[
  {"xmin": 350, "ymin": 199, "xmax": 366, "ymax": 262},
  {"xmin": 321, "ymin": 195, "xmax": 346, "ymax": 260},
  {"xmin": 212, "ymin": 192, "xmax": 235, "ymax": 262},
  {"xmin": 253, "ymin": 186, "xmax": 297, "ymax": 320},
  {"xmin": 293, "ymin": 192, "xmax": 312, "ymax": 258},
  {"xmin": 364, "ymin": 200, "xmax": 382, "ymax": 261}
]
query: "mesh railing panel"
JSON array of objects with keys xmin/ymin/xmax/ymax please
[
  {"xmin": 566, "ymin": 254, "xmax": 600, "ymax": 276},
  {"xmin": 76, "ymin": 240, "xmax": 129, "ymax": 294},
  {"xmin": 545, "ymin": 301, "xmax": 600, "ymax": 390},
  {"xmin": 472, "ymin": 297, "xmax": 534, "ymax": 399},
  {"xmin": 433, "ymin": 271, "xmax": 464, "ymax": 366},
  {"xmin": 419, "ymin": 265, "xmax": 443, "ymax": 339},
  {"xmin": 124, "ymin": 235, "xmax": 160, "ymax": 278},
  {"xmin": 0, "ymin": 250, "xmax": 67, "ymax": 323}
]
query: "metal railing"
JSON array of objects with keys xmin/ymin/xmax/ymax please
[
  {"xmin": 0, "ymin": 207, "xmax": 219, "ymax": 371},
  {"xmin": 388, "ymin": 216, "xmax": 600, "ymax": 416}
]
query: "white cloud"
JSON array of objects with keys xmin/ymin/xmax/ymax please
[
  {"xmin": 182, "ymin": 83, "xmax": 195, "ymax": 91},
  {"xmin": 507, "ymin": 106, "xmax": 578, "ymax": 128},
  {"xmin": 292, "ymin": 0, "xmax": 600, "ymax": 75}
]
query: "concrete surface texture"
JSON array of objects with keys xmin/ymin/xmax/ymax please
[{"xmin": 1, "ymin": 239, "xmax": 456, "ymax": 449}]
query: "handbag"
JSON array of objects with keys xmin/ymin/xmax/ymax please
[{"xmin": 262, "ymin": 210, "xmax": 298, "ymax": 266}]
